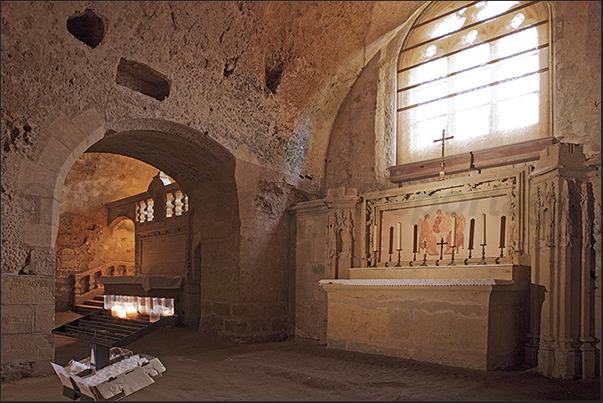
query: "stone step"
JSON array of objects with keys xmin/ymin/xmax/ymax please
[
  {"xmin": 85, "ymin": 299, "xmax": 104, "ymax": 307},
  {"xmin": 73, "ymin": 295, "xmax": 105, "ymax": 315},
  {"xmin": 73, "ymin": 303, "xmax": 102, "ymax": 315}
]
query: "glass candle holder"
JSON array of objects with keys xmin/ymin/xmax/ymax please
[
  {"xmin": 125, "ymin": 296, "xmax": 138, "ymax": 319},
  {"xmin": 162, "ymin": 298, "xmax": 174, "ymax": 316},
  {"xmin": 103, "ymin": 294, "xmax": 114, "ymax": 310},
  {"xmin": 111, "ymin": 295, "xmax": 126, "ymax": 318},
  {"xmin": 149, "ymin": 297, "xmax": 161, "ymax": 323},
  {"xmin": 137, "ymin": 296, "xmax": 149, "ymax": 315}
]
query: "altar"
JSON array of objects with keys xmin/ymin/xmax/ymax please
[
  {"xmin": 289, "ymin": 139, "xmax": 597, "ymax": 380},
  {"xmin": 313, "ymin": 167, "xmax": 533, "ymax": 371},
  {"xmin": 319, "ymin": 265, "xmax": 530, "ymax": 371}
]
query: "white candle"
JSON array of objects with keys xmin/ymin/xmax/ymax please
[
  {"xmin": 396, "ymin": 222, "xmax": 402, "ymax": 250},
  {"xmin": 451, "ymin": 216, "xmax": 456, "ymax": 247},
  {"xmin": 373, "ymin": 225, "xmax": 378, "ymax": 252},
  {"xmin": 482, "ymin": 213, "xmax": 487, "ymax": 244}
]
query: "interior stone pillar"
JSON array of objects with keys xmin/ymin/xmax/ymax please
[{"xmin": 529, "ymin": 142, "xmax": 597, "ymax": 380}]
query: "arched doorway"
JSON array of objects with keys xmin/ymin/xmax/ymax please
[
  {"xmin": 54, "ymin": 152, "xmax": 167, "ymax": 315},
  {"xmin": 3, "ymin": 110, "xmax": 240, "ymax": 379},
  {"xmin": 87, "ymin": 119, "xmax": 240, "ymax": 334}
]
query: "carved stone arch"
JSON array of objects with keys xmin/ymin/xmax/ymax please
[
  {"xmin": 108, "ymin": 215, "xmax": 135, "ymax": 233},
  {"xmin": 85, "ymin": 117, "xmax": 241, "ymax": 332},
  {"xmin": 16, "ymin": 108, "xmax": 107, "ymax": 249},
  {"xmin": 12, "ymin": 110, "xmax": 243, "ymax": 366}
]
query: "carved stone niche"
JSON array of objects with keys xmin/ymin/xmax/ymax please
[{"xmin": 528, "ymin": 142, "xmax": 598, "ymax": 380}]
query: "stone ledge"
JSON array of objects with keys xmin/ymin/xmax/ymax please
[
  {"xmin": 319, "ymin": 278, "xmax": 514, "ymax": 287},
  {"xmin": 388, "ymin": 137, "xmax": 555, "ymax": 184}
]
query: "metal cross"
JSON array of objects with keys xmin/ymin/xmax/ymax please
[
  {"xmin": 434, "ymin": 129, "xmax": 454, "ymax": 180},
  {"xmin": 436, "ymin": 237, "xmax": 447, "ymax": 261}
]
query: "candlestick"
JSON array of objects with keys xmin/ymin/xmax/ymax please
[
  {"xmin": 451, "ymin": 216, "xmax": 456, "ymax": 248},
  {"xmin": 388, "ymin": 226, "xmax": 394, "ymax": 255},
  {"xmin": 412, "ymin": 224, "xmax": 418, "ymax": 253},
  {"xmin": 395, "ymin": 249, "xmax": 402, "ymax": 267},
  {"xmin": 496, "ymin": 216, "xmax": 506, "ymax": 264},
  {"xmin": 478, "ymin": 242, "xmax": 487, "ymax": 265},
  {"xmin": 499, "ymin": 216, "xmax": 506, "ymax": 249},
  {"xmin": 481, "ymin": 213, "xmax": 486, "ymax": 245},
  {"xmin": 397, "ymin": 222, "xmax": 402, "ymax": 251},
  {"xmin": 465, "ymin": 218, "xmax": 475, "ymax": 264},
  {"xmin": 448, "ymin": 245, "xmax": 457, "ymax": 266},
  {"xmin": 420, "ymin": 238, "xmax": 428, "ymax": 266}
]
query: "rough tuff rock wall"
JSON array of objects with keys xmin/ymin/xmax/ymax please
[
  {"xmin": 0, "ymin": 0, "xmax": 422, "ymax": 380},
  {"xmin": 0, "ymin": 1, "xmax": 422, "ymax": 196},
  {"xmin": 55, "ymin": 153, "xmax": 160, "ymax": 311}
]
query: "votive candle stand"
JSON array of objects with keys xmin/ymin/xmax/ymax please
[{"xmin": 104, "ymin": 295, "xmax": 175, "ymax": 320}]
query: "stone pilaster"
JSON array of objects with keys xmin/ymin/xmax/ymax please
[
  {"xmin": 529, "ymin": 143, "xmax": 598, "ymax": 379},
  {"xmin": 291, "ymin": 187, "xmax": 361, "ymax": 343},
  {"xmin": 325, "ymin": 187, "xmax": 362, "ymax": 280}
]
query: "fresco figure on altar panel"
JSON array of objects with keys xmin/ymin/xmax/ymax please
[{"xmin": 418, "ymin": 213, "xmax": 437, "ymax": 255}]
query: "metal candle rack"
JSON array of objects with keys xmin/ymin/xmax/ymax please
[{"xmin": 52, "ymin": 309, "xmax": 177, "ymax": 370}]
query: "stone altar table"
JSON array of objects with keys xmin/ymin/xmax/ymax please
[{"xmin": 319, "ymin": 265, "xmax": 530, "ymax": 371}]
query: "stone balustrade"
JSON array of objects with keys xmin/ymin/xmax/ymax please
[{"xmin": 73, "ymin": 261, "xmax": 136, "ymax": 305}]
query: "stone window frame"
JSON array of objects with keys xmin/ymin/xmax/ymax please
[{"xmin": 391, "ymin": 1, "xmax": 552, "ymax": 183}]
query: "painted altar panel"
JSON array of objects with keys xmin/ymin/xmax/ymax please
[
  {"xmin": 361, "ymin": 170, "xmax": 527, "ymax": 268},
  {"xmin": 379, "ymin": 195, "xmax": 508, "ymax": 264}
]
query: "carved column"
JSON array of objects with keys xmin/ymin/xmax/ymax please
[{"xmin": 529, "ymin": 143, "xmax": 597, "ymax": 379}]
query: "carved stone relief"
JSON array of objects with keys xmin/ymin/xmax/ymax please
[{"xmin": 326, "ymin": 208, "xmax": 354, "ymax": 279}]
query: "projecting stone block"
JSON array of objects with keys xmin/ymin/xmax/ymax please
[
  {"xmin": 1, "ymin": 305, "xmax": 34, "ymax": 334},
  {"xmin": 1, "ymin": 276, "xmax": 54, "ymax": 305}
]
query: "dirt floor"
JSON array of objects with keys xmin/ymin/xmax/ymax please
[{"xmin": 1, "ymin": 311, "xmax": 600, "ymax": 401}]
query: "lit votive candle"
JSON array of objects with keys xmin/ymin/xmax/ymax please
[{"xmin": 123, "ymin": 296, "xmax": 137, "ymax": 319}]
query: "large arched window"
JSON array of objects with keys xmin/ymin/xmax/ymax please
[{"xmin": 396, "ymin": 1, "xmax": 551, "ymax": 165}]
